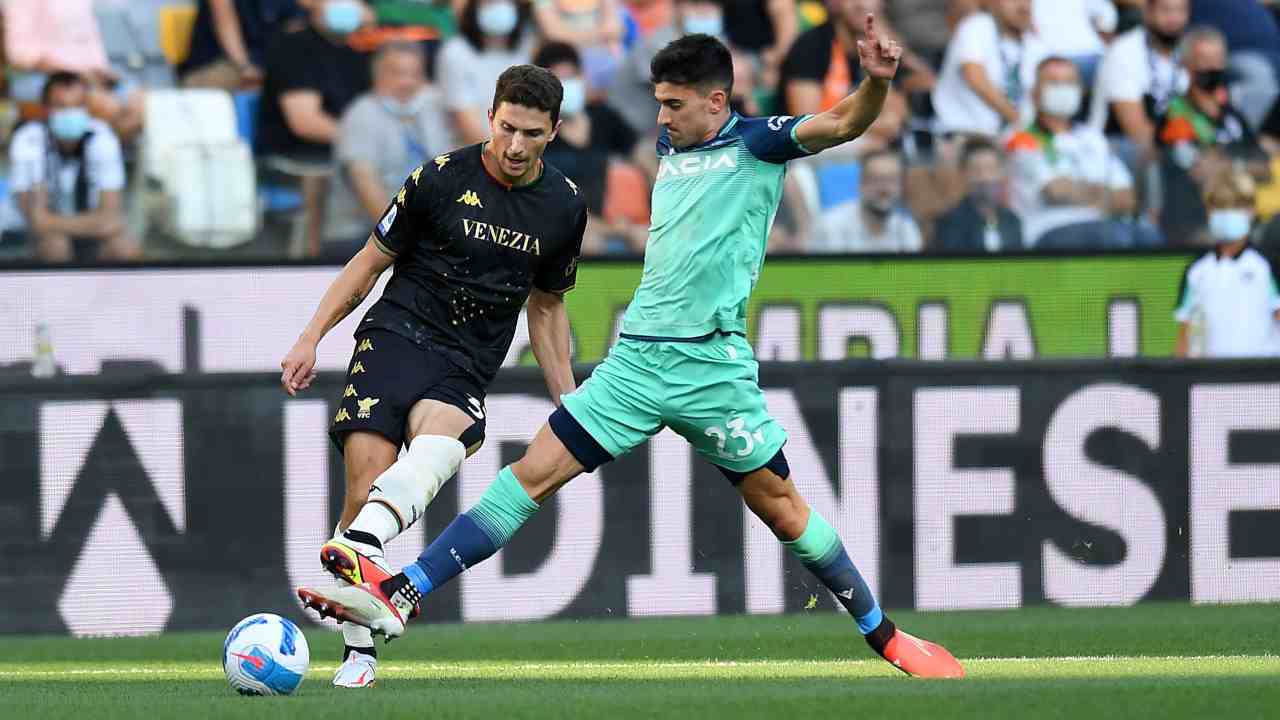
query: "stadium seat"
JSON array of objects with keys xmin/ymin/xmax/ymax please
[
  {"xmin": 158, "ymin": 3, "xmax": 198, "ymax": 66},
  {"xmin": 139, "ymin": 89, "xmax": 259, "ymax": 248},
  {"xmin": 232, "ymin": 91, "xmax": 303, "ymax": 214},
  {"xmin": 603, "ymin": 162, "xmax": 650, "ymax": 226},
  {"xmin": 815, "ymin": 161, "xmax": 861, "ymax": 209}
]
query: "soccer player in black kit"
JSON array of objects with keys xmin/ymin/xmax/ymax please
[{"xmin": 278, "ymin": 64, "xmax": 586, "ymax": 688}]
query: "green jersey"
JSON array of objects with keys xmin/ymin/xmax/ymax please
[{"xmin": 620, "ymin": 113, "xmax": 816, "ymax": 339}]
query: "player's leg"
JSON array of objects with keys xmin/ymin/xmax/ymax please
[{"xmin": 300, "ymin": 340, "xmax": 664, "ymax": 636}]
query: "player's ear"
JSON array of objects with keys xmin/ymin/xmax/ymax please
[
  {"xmin": 708, "ymin": 88, "xmax": 729, "ymax": 115},
  {"xmin": 549, "ymin": 118, "xmax": 561, "ymax": 143}
]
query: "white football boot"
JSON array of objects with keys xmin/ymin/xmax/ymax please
[{"xmin": 332, "ymin": 650, "xmax": 378, "ymax": 688}]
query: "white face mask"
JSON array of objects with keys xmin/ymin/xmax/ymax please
[
  {"xmin": 1208, "ymin": 209, "xmax": 1253, "ymax": 242},
  {"xmin": 477, "ymin": 0, "xmax": 518, "ymax": 36},
  {"xmin": 1040, "ymin": 83, "xmax": 1082, "ymax": 119},
  {"xmin": 559, "ymin": 77, "xmax": 586, "ymax": 117}
]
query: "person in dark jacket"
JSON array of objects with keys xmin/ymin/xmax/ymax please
[{"xmin": 934, "ymin": 137, "xmax": 1023, "ymax": 253}]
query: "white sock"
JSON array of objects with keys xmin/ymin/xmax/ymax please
[{"xmin": 348, "ymin": 434, "xmax": 465, "ymax": 546}]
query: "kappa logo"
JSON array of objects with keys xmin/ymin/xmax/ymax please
[
  {"xmin": 357, "ymin": 338, "xmax": 374, "ymax": 353},
  {"xmin": 434, "ymin": 153, "xmax": 451, "ymax": 171},
  {"xmin": 457, "ymin": 189, "xmax": 483, "ymax": 208},
  {"xmin": 410, "ymin": 165, "xmax": 423, "ymax": 185},
  {"xmin": 334, "ymin": 407, "xmax": 352, "ymax": 423},
  {"xmin": 343, "ymin": 384, "xmax": 357, "ymax": 398},
  {"xmin": 466, "ymin": 395, "xmax": 485, "ymax": 420},
  {"xmin": 356, "ymin": 397, "xmax": 381, "ymax": 419},
  {"xmin": 351, "ymin": 361, "xmax": 366, "ymax": 375},
  {"xmin": 396, "ymin": 187, "xmax": 407, "ymax": 206},
  {"xmin": 656, "ymin": 149, "xmax": 738, "ymax": 181}
]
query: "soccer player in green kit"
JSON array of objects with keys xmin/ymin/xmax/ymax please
[{"xmin": 300, "ymin": 15, "xmax": 965, "ymax": 678}]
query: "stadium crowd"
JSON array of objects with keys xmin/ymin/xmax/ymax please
[{"xmin": 4, "ymin": 0, "xmax": 1280, "ymax": 263}]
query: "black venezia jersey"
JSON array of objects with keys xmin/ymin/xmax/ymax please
[{"xmin": 363, "ymin": 143, "xmax": 587, "ymax": 385}]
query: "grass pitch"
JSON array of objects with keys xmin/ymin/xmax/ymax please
[{"xmin": 1, "ymin": 603, "xmax": 1276, "ymax": 720}]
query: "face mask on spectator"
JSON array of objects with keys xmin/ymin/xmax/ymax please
[
  {"xmin": 381, "ymin": 90, "xmax": 427, "ymax": 118},
  {"xmin": 683, "ymin": 13, "xmax": 724, "ymax": 38},
  {"xmin": 1208, "ymin": 209, "xmax": 1252, "ymax": 243},
  {"xmin": 478, "ymin": 1, "xmax": 519, "ymax": 36},
  {"xmin": 970, "ymin": 180, "xmax": 1004, "ymax": 207},
  {"xmin": 1040, "ymin": 83, "xmax": 1082, "ymax": 119},
  {"xmin": 864, "ymin": 195, "xmax": 896, "ymax": 217},
  {"xmin": 324, "ymin": 0, "xmax": 364, "ymax": 35},
  {"xmin": 1194, "ymin": 69, "xmax": 1229, "ymax": 92},
  {"xmin": 1149, "ymin": 27, "xmax": 1182, "ymax": 48},
  {"xmin": 559, "ymin": 77, "xmax": 586, "ymax": 117},
  {"xmin": 47, "ymin": 107, "xmax": 90, "ymax": 143}
]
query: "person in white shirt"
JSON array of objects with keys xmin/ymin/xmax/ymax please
[
  {"xmin": 1032, "ymin": 0, "xmax": 1117, "ymax": 87},
  {"xmin": 1175, "ymin": 170, "xmax": 1280, "ymax": 358},
  {"xmin": 1089, "ymin": 0, "xmax": 1190, "ymax": 162},
  {"xmin": 1007, "ymin": 56, "xmax": 1159, "ymax": 249},
  {"xmin": 814, "ymin": 149, "xmax": 923, "ymax": 254},
  {"xmin": 437, "ymin": 0, "xmax": 533, "ymax": 146},
  {"xmin": 8, "ymin": 72, "xmax": 137, "ymax": 263},
  {"xmin": 932, "ymin": 0, "xmax": 1046, "ymax": 138}
]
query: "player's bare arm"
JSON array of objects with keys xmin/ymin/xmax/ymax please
[
  {"xmin": 794, "ymin": 14, "xmax": 903, "ymax": 153},
  {"xmin": 527, "ymin": 288, "xmax": 576, "ymax": 403},
  {"xmin": 279, "ymin": 237, "xmax": 395, "ymax": 396}
]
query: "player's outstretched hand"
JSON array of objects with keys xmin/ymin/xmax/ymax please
[
  {"xmin": 856, "ymin": 14, "xmax": 903, "ymax": 82},
  {"xmin": 280, "ymin": 339, "xmax": 319, "ymax": 396}
]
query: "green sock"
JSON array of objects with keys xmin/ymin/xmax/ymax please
[{"xmin": 465, "ymin": 466, "xmax": 540, "ymax": 547}]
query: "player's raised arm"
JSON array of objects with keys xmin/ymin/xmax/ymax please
[
  {"xmin": 280, "ymin": 237, "xmax": 396, "ymax": 396},
  {"xmin": 794, "ymin": 14, "xmax": 902, "ymax": 153}
]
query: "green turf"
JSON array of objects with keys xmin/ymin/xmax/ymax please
[{"xmin": 1, "ymin": 603, "xmax": 1276, "ymax": 720}]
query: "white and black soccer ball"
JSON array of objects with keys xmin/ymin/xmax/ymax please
[{"xmin": 222, "ymin": 613, "xmax": 310, "ymax": 695}]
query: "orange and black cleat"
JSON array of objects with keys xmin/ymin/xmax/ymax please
[{"xmin": 880, "ymin": 628, "xmax": 966, "ymax": 678}]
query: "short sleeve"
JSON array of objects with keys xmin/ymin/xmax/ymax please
[
  {"xmin": 336, "ymin": 97, "xmax": 380, "ymax": 166},
  {"xmin": 1174, "ymin": 262, "xmax": 1199, "ymax": 322},
  {"xmin": 534, "ymin": 203, "xmax": 586, "ymax": 294},
  {"xmin": 85, "ymin": 127, "xmax": 126, "ymax": 192},
  {"xmin": 266, "ymin": 31, "xmax": 315, "ymax": 94},
  {"xmin": 1098, "ymin": 43, "xmax": 1144, "ymax": 102},
  {"xmin": 7, "ymin": 125, "xmax": 46, "ymax": 193},
  {"xmin": 951, "ymin": 14, "xmax": 992, "ymax": 65},
  {"xmin": 437, "ymin": 38, "xmax": 482, "ymax": 111},
  {"xmin": 372, "ymin": 162, "xmax": 435, "ymax": 256},
  {"xmin": 740, "ymin": 114, "xmax": 817, "ymax": 164}
]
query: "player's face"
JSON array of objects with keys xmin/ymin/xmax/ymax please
[
  {"xmin": 654, "ymin": 81, "xmax": 728, "ymax": 149},
  {"xmin": 488, "ymin": 102, "xmax": 558, "ymax": 181}
]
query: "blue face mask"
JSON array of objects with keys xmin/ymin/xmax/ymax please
[
  {"xmin": 1208, "ymin": 209, "xmax": 1252, "ymax": 243},
  {"xmin": 682, "ymin": 13, "xmax": 724, "ymax": 38},
  {"xmin": 48, "ymin": 108, "xmax": 90, "ymax": 143},
  {"xmin": 380, "ymin": 90, "xmax": 426, "ymax": 118},
  {"xmin": 323, "ymin": 0, "xmax": 364, "ymax": 36},
  {"xmin": 477, "ymin": 1, "xmax": 519, "ymax": 36},
  {"xmin": 559, "ymin": 77, "xmax": 586, "ymax": 117}
]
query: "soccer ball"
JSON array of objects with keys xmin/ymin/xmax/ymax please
[{"xmin": 222, "ymin": 613, "xmax": 310, "ymax": 696}]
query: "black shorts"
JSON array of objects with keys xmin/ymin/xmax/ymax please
[{"xmin": 328, "ymin": 329, "xmax": 487, "ymax": 454}]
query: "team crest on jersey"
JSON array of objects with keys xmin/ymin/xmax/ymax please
[
  {"xmin": 656, "ymin": 148, "xmax": 738, "ymax": 181},
  {"xmin": 434, "ymin": 154, "xmax": 451, "ymax": 171},
  {"xmin": 457, "ymin": 190, "xmax": 483, "ymax": 207},
  {"xmin": 356, "ymin": 397, "xmax": 381, "ymax": 419},
  {"xmin": 377, "ymin": 205, "xmax": 397, "ymax": 235}
]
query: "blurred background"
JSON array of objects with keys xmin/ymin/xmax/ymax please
[{"xmin": 0, "ymin": 0, "xmax": 1277, "ymax": 637}]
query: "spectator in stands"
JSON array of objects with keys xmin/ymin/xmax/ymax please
[
  {"xmin": 7, "ymin": 73, "xmax": 137, "ymax": 262},
  {"xmin": 1190, "ymin": 0, "xmax": 1280, "ymax": 131},
  {"xmin": 1033, "ymin": 0, "xmax": 1117, "ymax": 88},
  {"xmin": 609, "ymin": 0, "xmax": 720, "ymax": 134},
  {"xmin": 181, "ymin": 0, "xmax": 305, "ymax": 91},
  {"xmin": 781, "ymin": 0, "xmax": 935, "ymax": 117},
  {"xmin": 724, "ymin": 0, "xmax": 799, "ymax": 97},
  {"xmin": 1007, "ymin": 56, "xmax": 1154, "ymax": 249},
  {"xmin": 2, "ymin": 0, "xmax": 145, "ymax": 140},
  {"xmin": 324, "ymin": 42, "xmax": 451, "ymax": 261},
  {"xmin": 934, "ymin": 138, "xmax": 1024, "ymax": 253},
  {"xmin": 530, "ymin": 0, "xmax": 625, "ymax": 89},
  {"xmin": 932, "ymin": 0, "xmax": 1044, "ymax": 139},
  {"xmin": 1089, "ymin": 0, "xmax": 1190, "ymax": 163},
  {"xmin": 437, "ymin": 0, "xmax": 534, "ymax": 146},
  {"xmin": 259, "ymin": 0, "xmax": 374, "ymax": 255},
  {"xmin": 886, "ymin": 0, "xmax": 980, "ymax": 69},
  {"xmin": 1174, "ymin": 169, "xmax": 1280, "ymax": 357},
  {"xmin": 813, "ymin": 150, "xmax": 923, "ymax": 253},
  {"xmin": 535, "ymin": 42, "xmax": 648, "ymax": 254},
  {"xmin": 1156, "ymin": 27, "xmax": 1266, "ymax": 246}
]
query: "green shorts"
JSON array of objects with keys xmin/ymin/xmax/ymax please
[{"xmin": 558, "ymin": 333, "xmax": 786, "ymax": 473}]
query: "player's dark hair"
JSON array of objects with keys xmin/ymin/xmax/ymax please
[
  {"xmin": 492, "ymin": 64, "xmax": 563, "ymax": 126},
  {"xmin": 41, "ymin": 71, "xmax": 86, "ymax": 105},
  {"xmin": 533, "ymin": 41, "xmax": 581, "ymax": 72},
  {"xmin": 650, "ymin": 34, "xmax": 734, "ymax": 96},
  {"xmin": 458, "ymin": 0, "xmax": 530, "ymax": 51},
  {"xmin": 960, "ymin": 137, "xmax": 1001, "ymax": 169}
]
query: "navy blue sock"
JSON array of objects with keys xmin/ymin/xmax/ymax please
[{"xmin": 402, "ymin": 514, "xmax": 496, "ymax": 595}]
